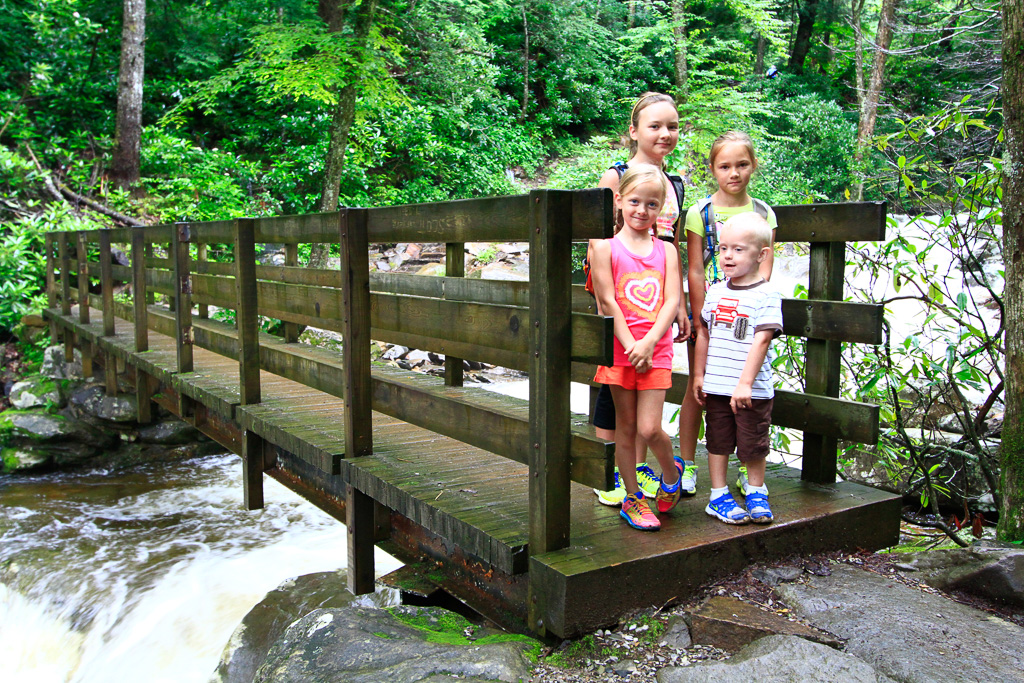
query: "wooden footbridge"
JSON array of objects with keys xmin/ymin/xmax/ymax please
[{"xmin": 43, "ymin": 190, "xmax": 900, "ymax": 637}]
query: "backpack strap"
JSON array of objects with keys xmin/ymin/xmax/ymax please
[
  {"xmin": 695, "ymin": 196, "xmax": 720, "ymax": 281},
  {"xmin": 611, "ymin": 161, "xmax": 628, "ymax": 178},
  {"xmin": 751, "ymin": 197, "xmax": 771, "ymax": 219}
]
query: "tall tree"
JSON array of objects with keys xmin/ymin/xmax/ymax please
[
  {"xmin": 671, "ymin": 0, "xmax": 689, "ymax": 103},
  {"xmin": 788, "ymin": 0, "xmax": 819, "ymax": 73},
  {"xmin": 111, "ymin": 0, "xmax": 146, "ymax": 188},
  {"xmin": 317, "ymin": 0, "xmax": 379, "ymax": 216},
  {"xmin": 852, "ymin": 0, "xmax": 901, "ymax": 199},
  {"xmin": 999, "ymin": 0, "xmax": 1024, "ymax": 542}
]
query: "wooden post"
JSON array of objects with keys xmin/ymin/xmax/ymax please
[
  {"xmin": 76, "ymin": 233, "xmax": 92, "ymax": 379},
  {"xmin": 527, "ymin": 189, "xmax": 573, "ymax": 635},
  {"xmin": 173, "ymin": 222, "xmax": 194, "ymax": 375},
  {"xmin": 284, "ymin": 242, "xmax": 299, "ymax": 343},
  {"xmin": 444, "ymin": 241, "xmax": 465, "ymax": 387},
  {"xmin": 340, "ymin": 207, "xmax": 374, "ymax": 595},
  {"xmin": 235, "ymin": 218, "xmax": 265, "ymax": 510},
  {"xmin": 196, "ymin": 242, "xmax": 209, "ymax": 319},
  {"xmin": 99, "ymin": 229, "xmax": 117, "ymax": 395},
  {"xmin": 77, "ymin": 233, "xmax": 90, "ymax": 324},
  {"xmin": 145, "ymin": 242, "xmax": 155, "ymax": 304},
  {"xmin": 801, "ymin": 241, "xmax": 845, "ymax": 484},
  {"xmin": 59, "ymin": 233, "xmax": 74, "ymax": 362},
  {"xmin": 45, "ymin": 234, "xmax": 59, "ymax": 344},
  {"xmin": 132, "ymin": 227, "xmax": 153, "ymax": 423}
]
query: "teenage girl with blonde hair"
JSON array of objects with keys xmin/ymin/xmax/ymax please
[{"xmin": 591, "ymin": 92, "xmax": 692, "ymax": 507}]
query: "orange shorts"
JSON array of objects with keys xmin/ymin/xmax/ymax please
[{"xmin": 593, "ymin": 366, "xmax": 672, "ymax": 391}]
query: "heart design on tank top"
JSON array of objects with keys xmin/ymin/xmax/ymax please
[{"xmin": 624, "ymin": 277, "xmax": 661, "ymax": 312}]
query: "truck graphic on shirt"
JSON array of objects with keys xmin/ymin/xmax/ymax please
[{"xmin": 710, "ymin": 297, "xmax": 750, "ymax": 339}]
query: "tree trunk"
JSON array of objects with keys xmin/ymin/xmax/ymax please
[
  {"xmin": 111, "ymin": 0, "xmax": 146, "ymax": 189},
  {"xmin": 520, "ymin": 3, "xmax": 530, "ymax": 122},
  {"xmin": 311, "ymin": 0, "xmax": 379, "ymax": 268},
  {"xmin": 754, "ymin": 33, "xmax": 766, "ymax": 76},
  {"xmin": 851, "ymin": 0, "xmax": 866, "ymax": 110},
  {"xmin": 788, "ymin": 0, "xmax": 819, "ymax": 74},
  {"xmin": 671, "ymin": 0, "xmax": 688, "ymax": 104},
  {"xmin": 999, "ymin": 0, "xmax": 1024, "ymax": 542},
  {"xmin": 852, "ymin": 0, "xmax": 899, "ymax": 200}
]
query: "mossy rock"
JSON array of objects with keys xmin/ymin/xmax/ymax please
[{"xmin": 8, "ymin": 376, "xmax": 62, "ymax": 410}]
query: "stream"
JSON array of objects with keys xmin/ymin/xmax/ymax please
[{"xmin": 0, "ymin": 454, "xmax": 402, "ymax": 683}]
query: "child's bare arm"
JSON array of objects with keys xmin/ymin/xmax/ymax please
[
  {"xmin": 591, "ymin": 240, "xmax": 636, "ymax": 356},
  {"xmin": 692, "ymin": 318, "xmax": 710, "ymax": 406},
  {"xmin": 686, "ymin": 230, "xmax": 706, "ymax": 337},
  {"xmin": 730, "ymin": 329, "xmax": 773, "ymax": 413}
]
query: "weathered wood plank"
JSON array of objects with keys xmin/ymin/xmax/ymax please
[
  {"xmin": 571, "ymin": 362, "xmax": 879, "ymax": 444},
  {"xmin": 773, "ymin": 202, "xmax": 886, "ymax": 243}
]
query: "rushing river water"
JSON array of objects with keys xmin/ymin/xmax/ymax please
[{"xmin": 0, "ymin": 454, "xmax": 402, "ymax": 683}]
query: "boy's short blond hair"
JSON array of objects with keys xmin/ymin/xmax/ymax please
[{"xmin": 722, "ymin": 212, "xmax": 772, "ymax": 250}]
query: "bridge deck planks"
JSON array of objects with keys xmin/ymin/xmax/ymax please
[{"xmin": 44, "ymin": 305, "xmax": 901, "ymax": 637}]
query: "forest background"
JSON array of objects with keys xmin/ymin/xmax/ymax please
[{"xmin": 1, "ymin": 0, "xmax": 1022, "ymax": 542}]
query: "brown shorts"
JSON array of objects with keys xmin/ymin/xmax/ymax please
[{"xmin": 704, "ymin": 394, "xmax": 773, "ymax": 462}]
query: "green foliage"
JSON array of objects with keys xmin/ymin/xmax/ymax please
[{"xmin": 0, "ymin": 201, "xmax": 90, "ymax": 334}]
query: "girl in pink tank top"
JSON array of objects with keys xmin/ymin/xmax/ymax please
[{"xmin": 589, "ymin": 165, "xmax": 684, "ymax": 532}]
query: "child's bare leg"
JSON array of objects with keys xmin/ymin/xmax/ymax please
[
  {"xmin": 743, "ymin": 457, "xmax": 766, "ymax": 487},
  {"xmin": 708, "ymin": 452, "xmax": 730, "ymax": 489},
  {"xmin": 609, "ymin": 386, "xmax": 640, "ymax": 494},
  {"xmin": 634, "ymin": 437, "xmax": 649, "ymax": 467},
  {"xmin": 636, "ymin": 389, "xmax": 677, "ymax": 486},
  {"xmin": 678, "ymin": 344, "xmax": 701, "ymax": 461}
]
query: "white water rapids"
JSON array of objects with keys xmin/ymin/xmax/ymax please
[{"xmin": 0, "ymin": 454, "xmax": 402, "ymax": 682}]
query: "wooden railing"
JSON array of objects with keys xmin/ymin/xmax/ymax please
[{"xmin": 45, "ymin": 192, "xmax": 885, "ymax": 623}]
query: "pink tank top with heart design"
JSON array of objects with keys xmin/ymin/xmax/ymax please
[{"xmin": 608, "ymin": 235, "xmax": 673, "ymax": 370}]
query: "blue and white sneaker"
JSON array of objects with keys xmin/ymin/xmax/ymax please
[
  {"xmin": 705, "ymin": 492, "xmax": 750, "ymax": 524},
  {"xmin": 745, "ymin": 491, "xmax": 774, "ymax": 524}
]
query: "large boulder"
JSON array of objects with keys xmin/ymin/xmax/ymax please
[
  {"xmin": 253, "ymin": 605, "xmax": 539, "ymax": 683},
  {"xmin": 893, "ymin": 542, "xmax": 1024, "ymax": 608},
  {"xmin": 68, "ymin": 384, "xmax": 138, "ymax": 423},
  {"xmin": 8, "ymin": 376, "xmax": 63, "ymax": 410},
  {"xmin": 656, "ymin": 635, "xmax": 893, "ymax": 683},
  {"xmin": 212, "ymin": 571, "xmax": 393, "ymax": 683},
  {"xmin": 39, "ymin": 345, "xmax": 83, "ymax": 380},
  {"xmin": 138, "ymin": 419, "xmax": 205, "ymax": 445},
  {"xmin": 775, "ymin": 564, "xmax": 1024, "ymax": 682},
  {"xmin": 0, "ymin": 408, "xmax": 119, "ymax": 470}
]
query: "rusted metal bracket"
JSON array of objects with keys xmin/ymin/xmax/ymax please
[
  {"xmin": 176, "ymin": 222, "xmax": 191, "ymax": 242},
  {"xmin": 181, "ymin": 325, "xmax": 194, "ymax": 345},
  {"xmin": 179, "ymin": 274, "xmax": 192, "ymax": 295}
]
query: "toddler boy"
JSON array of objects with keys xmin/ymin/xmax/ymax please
[{"xmin": 692, "ymin": 212, "xmax": 782, "ymax": 524}]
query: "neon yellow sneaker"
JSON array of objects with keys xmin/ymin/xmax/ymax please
[
  {"xmin": 680, "ymin": 461, "xmax": 698, "ymax": 496},
  {"xmin": 636, "ymin": 464, "xmax": 661, "ymax": 498},
  {"xmin": 736, "ymin": 466, "xmax": 768, "ymax": 496},
  {"xmin": 594, "ymin": 468, "xmax": 624, "ymax": 506},
  {"xmin": 621, "ymin": 492, "xmax": 660, "ymax": 531}
]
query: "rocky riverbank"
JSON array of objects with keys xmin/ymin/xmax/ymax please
[
  {"xmin": 1, "ymin": 346, "xmax": 222, "ymax": 473},
  {"xmin": 211, "ymin": 544, "xmax": 1023, "ymax": 682}
]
